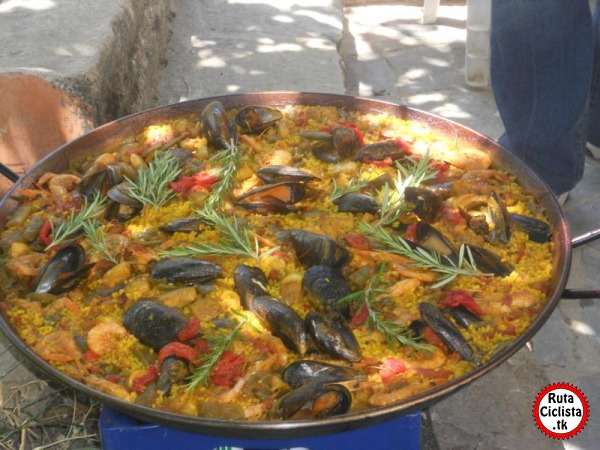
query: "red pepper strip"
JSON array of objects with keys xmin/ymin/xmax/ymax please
[
  {"xmin": 404, "ymin": 222, "xmax": 418, "ymax": 242},
  {"xmin": 342, "ymin": 233, "xmax": 372, "ymax": 250},
  {"xmin": 379, "ymin": 357, "xmax": 407, "ymax": 383},
  {"xmin": 106, "ymin": 374, "xmax": 121, "ymax": 384},
  {"xmin": 39, "ymin": 219, "xmax": 53, "ymax": 246},
  {"xmin": 169, "ymin": 172, "xmax": 219, "ymax": 193},
  {"xmin": 349, "ymin": 304, "xmax": 369, "ymax": 328},
  {"xmin": 157, "ymin": 342, "xmax": 199, "ymax": 367},
  {"xmin": 441, "ymin": 207, "xmax": 465, "ymax": 226},
  {"xmin": 177, "ymin": 316, "xmax": 200, "ymax": 342},
  {"xmin": 132, "ymin": 365, "xmax": 159, "ymax": 393},
  {"xmin": 83, "ymin": 350, "xmax": 99, "ymax": 363},
  {"xmin": 393, "ymin": 137, "xmax": 412, "ymax": 154},
  {"xmin": 439, "ymin": 290, "xmax": 484, "ymax": 316},
  {"xmin": 209, "ymin": 351, "xmax": 245, "ymax": 388},
  {"xmin": 422, "ymin": 326, "xmax": 449, "ymax": 353}
]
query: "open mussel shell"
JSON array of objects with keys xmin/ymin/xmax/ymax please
[
  {"xmin": 157, "ymin": 356, "xmax": 190, "ymax": 395},
  {"xmin": 151, "ymin": 258, "xmax": 222, "ymax": 285},
  {"xmin": 249, "ymin": 295, "xmax": 309, "ymax": 355},
  {"xmin": 333, "ymin": 193, "xmax": 380, "ymax": 214},
  {"xmin": 510, "ymin": 213, "xmax": 552, "ymax": 243},
  {"xmin": 289, "ymin": 230, "xmax": 350, "ymax": 269},
  {"xmin": 79, "ymin": 169, "xmax": 110, "ymax": 202},
  {"xmin": 122, "ymin": 299, "xmax": 189, "ymax": 350},
  {"xmin": 404, "ymin": 186, "xmax": 443, "ymax": 222},
  {"xmin": 256, "ymin": 166, "xmax": 320, "ymax": 184},
  {"xmin": 273, "ymin": 380, "xmax": 352, "ymax": 419},
  {"xmin": 311, "ymin": 384, "xmax": 352, "ymax": 418},
  {"xmin": 413, "ymin": 222, "xmax": 458, "ymax": 260},
  {"xmin": 486, "ymin": 191, "xmax": 512, "ymax": 244},
  {"xmin": 445, "ymin": 305, "xmax": 483, "ymax": 329},
  {"xmin": 419, "ymin": 302, "xmax": 477, "ymax": 363},
  {"xmin": 33, "ymin": 243, "xmax": 91, "ymax": 295},
  {"xmin": 282, "ymin": 360, "xmax": 367, "ymax": 389},
  {"xmin": 311, "ymin": 140, "xmax": 341, "ymax": 163},
  {"xmin": 466, "ymin": 244, "xmax": 514, "ymax": 277},
  {"xmin": 235, "ymin": 105, "xmax": 283, "ymax": 134},
  {"xmin": 104, "ymin": 200, "xmax": 141, "ymax": 222},
  {"xmin": 107, "ymin": 182, "xmax": 144, "ymax": 209},
  {"xmin": 233, "ymin": 264, "xmax": 269, "ymax": 309},
  {"xmin": 200, "ymin": 100, "xmax": 238, "ymax": 150},
  {"xmin": 331, "ymin": 126, "xmax": 360, "ymax": 159},
  {"xmin": 353, "ymin": 139, "xmax": 407, "ymax": 162},
  {"xmin": 305, "ymin": 311, "xmax": 361, "ymax": 362},
  {"xmin": 236, "ymin": 182, "xmax": 306, "ymax": 205},
  {"xmin": 302, "ymin": 265, "xmax": 352, "ymax": 318}
]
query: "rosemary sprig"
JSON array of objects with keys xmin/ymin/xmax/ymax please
[
  {"xmin": 376, "ymin": 150, "xmax": 438, "ymax": 226},
  {"xmin": 125, "ymin": 152, "xmax": 181, "ymax": 208},
  {"xmin": 48, "ymin": 193, "xmax": 106, "ymax": 249},
  {"xmin": 204, "ymin": 140, "xmax": 242, "ymax": 209},
  {"xmin": 185, "ymin": 316, "xmax": 248, "ymax": 391},
  {"xmin": 329, "ymin": 173, "xmax": 369, "ymax": 202},
  {"xmin": 341, "ymin": 264, "xmax": 431, "ymax": 350},
  {"xmin": 159, "ymin": 208, "xmax": 275, "ymax": 260},
  {"xmin": 359, "ymin": 221, "xmax": 485, "ymax": 288},
  {"xmin": 82, "ymin": 219, "xmax": 119, "ymax": 264}
]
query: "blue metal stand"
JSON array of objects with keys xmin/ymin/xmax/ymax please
[{"xmin": 99, "ymin": 406, "xmax": 421, "ymax": 450}]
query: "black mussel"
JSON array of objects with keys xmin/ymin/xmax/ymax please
[
  {"xmin": 164, "ymin": 147, "xmax": 193, "ymax": 168},
  {"xmin": 200, "ymin": 100, "xmax": 238, "ymax": 150},
  {"xmin": 331, "ymin": 126, "xmax": 360, "ymax": 159},
  {"xmin": 33, "ymin": 244, "xmax": 92, "ymax": 295},
  {"xmin": 333, "ymin": 193, "xmax": 380, "ymax": 214},
  {"xmin": 151, "ymin": 258, "xmax": 222, "ymax": 285},
  {"xmin": 425, "ymin": 181, "xmax": 454, "ymax": 200},
  {"xmin": 418, "ymin": 302, "xmax": 477, "ymax": 363},
  {"xmin": 510, "ymin": 213, "xmax": 552, "ymax": 243},
  {"xmin": 305, "ymin": 311, "xmax": 361, "ymax": 362},
  {"xmin": 105, "ymin": 163, "xmax": 135, "ymax": 186},
  {"xmin": 404, "ymin": 186, "xmax": 443, "ymax": 222},
  {"xmin": 157, "ymin": 356, "xmax": 190, "ymax": 395},
  {"xmin": 123, "ymin": 299, "xmax": 189, "ymax": 350},
  {"xmin": 413, "ymin": 222, "xmax": 458, "ymax": 260},
  {"xmin": 445, "ymin": 305, "xmax": 483, "ymax": 329},
  {"xmin": 466, "ymin": 244, "xmax": 514, "ymax": 277},
  {"xmin": 311, "ymin": 141, "xmax": 341, "ymax": 163},
  {"xmin": 311, "ymin": 384, "xmax": 352, "ymax": 417},
  {"xmin": 272, "ymin": 379, "xmax": 325, "ymax": 419},
  {"xmin": 289, "ymin": 230, "xmax": 350, "ymax": 268},
  {"xmin": 104, "ymin": 200, "xmax": 141, "ymax": 222},
  {"xmin": 486, "ymin": 191, "xmax": 512, "ymax": 244},
  {"xmin": 107, "ymin": 182, "xmax": 144, "ymax": 209},
  {"xmin": 250, "ymin": 295, "xmax": 309, "ymax": 355},
  {"xmin": 235, "ymin": 105, "xmax": 283, "ymax": 134},
  {"xmin": 233, "ymin": 264, "xmax": 269, "ymax": 309},
  {"xmin": 159, "ymin": 217, "xmax": 205, "ymax": 233},
  {"xmin": 236, "ymin": 182, "xmax": 306, "ymax": 206},
  {"xmin": 282, "ymin": 360, "xmax": 366, "ymax": 389},
  {"xmin": 408, "ymin": 318, "xmax": 427, "ymax": 340},
  {"xmin": 353, "ymin": 139, "xmax": 408, "ymax": 162},
  {"xmin": 79, "ymin": 169, "xmax": 110, "ymax": 202},
  {"xmin": 303, "ymin": 265, "xmax": 352, "ymax": 318},
  {"xmin": 256, "ymin": 166, "xmax": 321, "ymax": 184}
]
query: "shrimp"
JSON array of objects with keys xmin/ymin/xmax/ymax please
[
  {"xmin": 451, "ymin": 169, "xmax": 511, "ymax": 196},
  {"xmin": 34, "ymin": 330, "xmax": 82, "ymax": 363},
  {"xmin": 429, "ymin": 142, "xmax": 491, "ymax": 171},
  {"xmin": 6, "ymin": 253, "xmax": 46, "ymax": 277},
  {"xmin": 369, "ymin": 378, "xmax": 446, "ymax": 406},
  {"xmin": 43, "ymin": 173, "xmax": 81, "ymax": 198},
  {"xmin": 85, "ymin": 375, "xmax": 132, "ymax": 401},
  {"xmin": 87, "ymin": 321, "xmax": 128, "ymax": 356},
  {"xmin": 260, "ymin": 149, "xmax": 293, "ymax": 166},
  {"xmin": 384, "ymin": 278, "xmax": 422, "ymax": 298},
  {"xmin": 83, "ymin": 153, "xmax": 119, "ymax": 177},
  {"xmin": 475, "ymin": 290, "xmax": 538, "ymax": 315}
]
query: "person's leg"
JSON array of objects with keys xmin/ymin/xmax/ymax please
[
  {"xmin": 490, "ymin": 0, "xmax": 594, "ymax": 196},
  {"xmin": 587, "ymin": 0, "xmax": 600, "ymax": 153}
]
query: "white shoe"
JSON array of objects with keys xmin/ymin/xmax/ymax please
[
  {"xmin": 587, "ymin": 142, "xmax": 600, "ymax": 159},
  {"xmin": 558, "ymin": 191, "xmax": 570, "ymax": 207}
]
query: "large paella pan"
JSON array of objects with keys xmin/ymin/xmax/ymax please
[{"xmin": 0, "ymin": 92, "xmax": 579, "ymax": 437}]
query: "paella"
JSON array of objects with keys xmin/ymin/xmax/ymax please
[{"xmin": 0, "ymin": 101, "xmax": 554, "ymax": 421}]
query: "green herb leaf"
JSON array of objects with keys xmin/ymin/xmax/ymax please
[
  {"xmin": 329, "ymin": 173, "xmax": 369, "ymax": 202},
  {"xmin": 82, "ymin": 219, "xmax": 119, "ymax": 264},
  {"xmin": 48, "ymin": 193, "xmax": 106, "ymax": 249},
  {"xmin": 125, "ymin": 152, "xmax": 181, "ymax": 208},
  {"xmin": 203, "ymin": 140, "xmax": 242, "ymax": 209}
]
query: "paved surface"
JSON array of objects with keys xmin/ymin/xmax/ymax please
[{"xmin": 1, "ymin": 1, "xmax": 599, "ymax": 449}]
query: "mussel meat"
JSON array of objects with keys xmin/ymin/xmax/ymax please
[
  {"xmin": 272, "ymin": 380, "xmax": 351, "ymax": 419},
  {"xmin": 151, "ymin": 258, "xmax": 222, "ymax": 285},
  {"xmin": 256, "ymin": 166, "xmax": 320, "ymax": 184},
  {"xmin": 282, "ymin": 360, "xmax": 367, "ymax": 389},
  {"xmin": 157, "ymin": 356, "xmax": 189, "ymax": 395},
  {"xmin": 122, "ymin": 299, "xmax": 190, "ymax": 350},
  {"xmin": 353, "ymin": 139, "xmax": 408, "ymax": 162},
  {"xmin": 235, "ymin": 182, "xmax": 306, "ymax": 214},
  {"xmin": 404, "ymin": 186, "xmax": 443, "ymax": 222}
]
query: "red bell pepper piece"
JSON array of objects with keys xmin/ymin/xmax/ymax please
[
  {"xmin": 132, "ymin": 365, "xmax": 159, "ymax": 393},
  {"xmin": 404, "ymin": 222, "xmax": 418, "ymax": 242},
  {"xmin": 342, "ymin": 233, "xmax": 372, "ymax": 250},
  {"xmin": 169, "ymin": 172, "xmax": 219, "ymax": 194},
  {"xmin": 439, "ymin": 290, "xmax": 484, "ymax": 316},
  {"xmin": 209, "ymin": 351, "xmax": 245, "ymax": 388},
  {"xmin": 349, "ymin": 304, "xmax": 370, "ymax": 328},
  {"xmin": 157, "ymin": 342, "xmax": 199, "ymax": 367},
  {"xmin": 39, "ymin": 219, "xmax": 53, "ymax": 246},
  {"xmin": 177, "ymin": 316, "xmax": 200, "ymax": 342}
]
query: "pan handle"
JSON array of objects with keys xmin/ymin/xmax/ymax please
[
  {"xmin": 560, "ymin": 230, "xmax": 600, "ymax": 299},
  {"xmin": 0, "ymin": 163, "xmax": 20, "ymax": 183}
]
